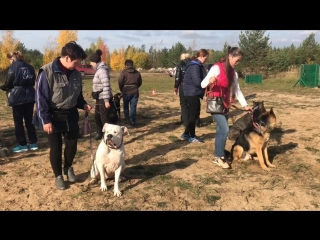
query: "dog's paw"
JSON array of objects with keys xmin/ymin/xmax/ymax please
[
  {"xmin": 236, "ymin": 159, "xmax": 244, "ymax": 163},
  {"xmin": 114, "ymin": 190, "xmax": 122, "ymax": 197},
  {"xmin": 268, "ymin": 163, "xmax": 276, "ymax": 168},
  {"xmin": 243, "ymin": 153, "xmax": 252, "ymax": 161},
  {"xmin": 89, "ymin": 178, "xmax": 98, "ymax": 185},
  {"xmin": 100, "ymin": 185, "xmax": 108, "ymax": 191},
  {"xmin": 262, "ymin": 166, "xmax": 271, "ymax": 171}
]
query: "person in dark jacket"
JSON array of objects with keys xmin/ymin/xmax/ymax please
[
  {"xmin": 174, "ymin": 53, "xmax": 201, "ymax": 127},
  {"xmin": 118, "ymin": 59, "xmax": 142, "ymax": 126},
  {"xmin": 0, "ymin": 51, "xmax": 38, "ymax": 153},
  {"xmin": 32, "ymin": 41, "xmax": 92, "ymax": 190},
  {"xmin": 181, "ymin": 49, "xmax": 209, "ymax": 143}
]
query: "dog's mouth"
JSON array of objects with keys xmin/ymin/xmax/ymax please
[{"xmin": 106, "ymin": 139, "xmax": 116, "ymax": 148}]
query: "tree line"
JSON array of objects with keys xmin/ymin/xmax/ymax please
[{"xmin": 1, "ymin": 30, "xmax": 320, "ymax": 78}]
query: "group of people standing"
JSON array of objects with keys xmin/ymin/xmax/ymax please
[
  {"xmin": 0, "ymin": 41, "xmax": 142, "ymax": 190},
  {"xmin": 0, "ymin": 41, "xmax": 250, "ymax": 189},
  {"xmin": 174, "ymin": 46, "xmax": 251, "ymax": 169}
]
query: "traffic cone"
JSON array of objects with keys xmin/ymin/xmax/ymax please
[{"xmin": 152, "ymin": 89, "xmax": 156, "ymax": 96}]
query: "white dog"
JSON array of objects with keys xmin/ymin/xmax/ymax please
[{"xmin": 89, "ymin": 123, "xmax": 129, "ymax": 197}]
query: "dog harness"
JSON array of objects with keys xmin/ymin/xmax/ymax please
[{"xmin": 251, "ymin": 105, "xmax": 270, "ymax": 134}]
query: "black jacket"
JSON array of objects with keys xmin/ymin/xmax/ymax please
[{"xmin": 0, "ymin": 60, "xmax": 36, "ymax": 106}]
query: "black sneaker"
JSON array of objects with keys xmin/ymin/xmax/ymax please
[
  {"xmin": 55, "ymin": 175, "xmax": 66, "ymax": 190},
  {"xmin": 64, "ymin": 167, "xmax": 77, "ymax": 183}
]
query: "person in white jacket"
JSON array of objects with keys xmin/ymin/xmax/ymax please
[
  {"xmin": 89, "ymin": 49, "xmax": 112, "ymax": 140},
  {"xmin": 201, "ymin": 46, "xmax": 251, "ymax": 169}
]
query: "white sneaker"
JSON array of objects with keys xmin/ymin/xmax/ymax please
[{"xmin": 213, "ymin": 157, "xmax": 230, "ymax": 169}]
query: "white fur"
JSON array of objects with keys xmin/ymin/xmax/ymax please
[{"xmin": 89, "ymin": 123, "xmax": 129, "ymax": 197}]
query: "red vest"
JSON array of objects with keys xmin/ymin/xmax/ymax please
[{"xmin": 210, "ymin": 61, "xmax": 234, "ymax": 106}]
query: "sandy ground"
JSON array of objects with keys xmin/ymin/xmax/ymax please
[{"xmin": 1, "ymin": 87, "xmax": 320, "ymax": 210}]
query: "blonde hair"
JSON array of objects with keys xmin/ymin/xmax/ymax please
[
  {"xmin": 180, "ymin": 53, "xmax": 190, "ymax": 60},
  {"xmin": 7, "ymin": 51, "xmax": 23, "ymax": 61}
]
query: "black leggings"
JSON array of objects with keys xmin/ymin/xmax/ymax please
[
  {"xmin": 179, "ymin": 85, "xmax": 200, "ymax": 127},
  {"xmin": 47, "ymin": 128, "xmax": 78, "ymax": 177}
]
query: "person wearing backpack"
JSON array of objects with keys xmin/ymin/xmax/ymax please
[
  {"xmin": 174, "ymin": 53, "xmax": 201, "ymax": 127},
  {"xmin": 181, "ymin": 49, "xmax": 209, "ymax": 143}
]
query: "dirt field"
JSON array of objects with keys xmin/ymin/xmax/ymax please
[{"xmin": 1, "ymin": 85, "xmax": 320, "ymax": 210}]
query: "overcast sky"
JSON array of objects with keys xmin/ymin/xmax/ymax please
[{"xmin": 4, "ymin": 30, "xmax": 319, "ymax": 54}]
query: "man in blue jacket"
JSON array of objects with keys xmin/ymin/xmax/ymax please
[{"xmin": 33, "ymin": 41, "xmax": 92, "ymax": 190}]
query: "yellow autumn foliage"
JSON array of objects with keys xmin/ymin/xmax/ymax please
[
  {"xmin": 110, "ymin": 47, "xmax": 125, "ymax": 70},
  {"xmin": 132, "ymin": 52, "xmax": 149, "ymax": 69},
  {"xmin": 100, "ymin": 42, "xmax": 110, "ymax": 65},
  {"xmin": 43, "ymin": 30, "xmax": 78, "ymax": 65},
  {"xmin": 0, "ymin": 30, "xmax": 20, "ymax": 70},
  {"xmin": 125, "ymin": 46, "xmax": 135, "ymax": 60}
]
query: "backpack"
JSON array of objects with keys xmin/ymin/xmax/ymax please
[{"xmin": 177, "ymin": 60, "xmax": 189, "ymax": 82}]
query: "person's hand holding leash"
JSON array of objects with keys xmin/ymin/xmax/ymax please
[
  {"xmin": 84, "ymin": 104, "xmax": 92, "ymax": 112},
  {"xmin": 174, "ymin": 88, "xmax": 178, "ymax": 95},
  {"xmin": 43, "ymin": 123, "xmax": 53, "ymax": 134},
  {"xmin": 243, "ymin": 105, "xmax": 252, "ymax": 111},
  {"xmin": 105, "ymin": 101, "xmax": 110, "ymax": 109}
]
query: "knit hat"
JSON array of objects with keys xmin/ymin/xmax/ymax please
[{"xmin": 89, "ymin": 49, "xmax": 102, "ymax": 63}]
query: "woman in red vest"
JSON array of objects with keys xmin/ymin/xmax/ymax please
[{"xmin": 201, "ymin": 46, "xmax": 251, "ymax": 169}]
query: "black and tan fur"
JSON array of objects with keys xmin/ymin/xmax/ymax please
[
  {"xmin": 231, "ymin": 106, "xmax": 276, "ymax": 171},
  {"xmin": 228, "ymin": 101, "xmax": 266, "ymax": 141}
]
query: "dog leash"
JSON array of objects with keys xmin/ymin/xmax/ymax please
[
  {"xmin": 230, "ymin": 104, "xmax": 252, "ymax": 112},
  {"xmin": 84, "ymin": 111, "xmax": 96, "ymax": 177}
]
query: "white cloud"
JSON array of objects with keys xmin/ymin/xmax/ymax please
[
  {"xmin": 299, "ymin": 30, "xmax": 319, "ymax": 35},
  {"xmin": 132, "ymin": 30, "xmax": 151, "ymax": 37}
]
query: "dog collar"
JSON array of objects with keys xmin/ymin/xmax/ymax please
[{"xmin": 253, "ymin": 121, "xmax": 270, "ymax": 135}]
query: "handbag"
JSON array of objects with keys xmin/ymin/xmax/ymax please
[
  {"xmin": 206, "ymin": 97, "xmax": 226, "ymax": 114},
  {"xmin": 205, "ymin": 83, "xmax": 228, "ymax": 114}
]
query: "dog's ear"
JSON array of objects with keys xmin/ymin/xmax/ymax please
[
  {"xmin": 102, "ymin": 123, "xmax": 109, "ymax": 132},
  {"xmin": 121, "ymin": 126, "xmax": 129, "ymax": 136},
  {"xmin": 269, "ymin": 107, "xmax": 274, "ymax": 115}
]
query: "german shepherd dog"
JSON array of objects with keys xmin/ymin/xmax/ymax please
[
  {"xmin": 230, "ymin": 104, "xmax": 277, "ymax": 171},
  {"xmin": 228, "ymin": 101, "xmax": 266, "ymax": 141}
]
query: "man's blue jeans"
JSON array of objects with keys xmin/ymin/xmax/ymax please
[
  {"xmin": 212, "ymin": 113, "xmax": 229, "ymax": 158},
  {"xmin": 122, "ymin": 94, "xmax": 139, "ymax": 124}
]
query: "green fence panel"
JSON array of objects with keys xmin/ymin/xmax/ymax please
[
  {"xmin": 293, "ymin": 64, "xmax": 319, "ymax": 88},
  {"xmin": 245, "ymin": 75, "xmax": 262, "ymax": 84}
]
